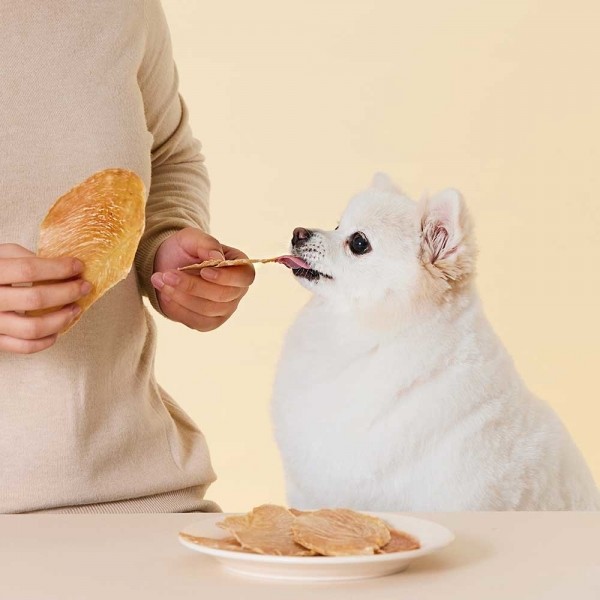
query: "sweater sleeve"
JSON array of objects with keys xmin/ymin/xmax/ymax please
[{"xmin": 134, "ymin": 0, "xmax": 210, "ymax": 315}]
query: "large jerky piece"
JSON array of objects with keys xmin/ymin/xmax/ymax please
[
  {"xmin": 291, "ymin": 509, "xmax": 391, "ymax": 556},
  {"xmin": 218, "ymin": 504, "xmax": 315, "ymax": 556},
  {"xmin": 29, "ymin": 168, "xmax": 145, "ymax": 331}
]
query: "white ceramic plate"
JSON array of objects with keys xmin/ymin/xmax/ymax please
[{"xmin": 178, "ymin": 512, "xmax": 454, "ymax": 582}]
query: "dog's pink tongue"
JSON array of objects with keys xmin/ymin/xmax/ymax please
[{"xmin": 275, "ymin": 255, "xmax": 311, "ymax": 269}]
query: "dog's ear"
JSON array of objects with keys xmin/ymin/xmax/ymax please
[
  {"xmin": 371, "ymin": 172, "xmax": 401, "ymax": 193},
  {"xmin": 419, "ymin": 188, "xmax": 475, "ymax": 283}
]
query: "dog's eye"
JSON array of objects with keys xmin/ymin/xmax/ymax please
[{"xmin": 349, "ymin": 232, "xmax": 371, "ymax": 255}]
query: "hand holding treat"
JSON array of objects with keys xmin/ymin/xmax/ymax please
[
  {"xmin": 2, "ymin": 168, "xmax": 146, "ymax": 353},
  {"xmin": 0, "ymin": 244, "xmax": 90, "ymax": 354},
  {"xmin": 31, "ymin": 169, "xmax": 145, "ymax": 321},
  {"xmin": 151, "ymin": 228, "xmax": 256, "ymax": 332}
]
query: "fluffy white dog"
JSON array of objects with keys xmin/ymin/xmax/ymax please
[{"xmin": 271, "ymin": 173, "xmax": 600, "ymax": 511}]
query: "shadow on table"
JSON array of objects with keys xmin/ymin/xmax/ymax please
[{"xmin": 404, "ymin": 532, "xmax": 493, "ymax": 576}]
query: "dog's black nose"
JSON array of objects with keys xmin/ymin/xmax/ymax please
[{"xmin": 292, "ymin": 227, "xmax": 312, "ymax": 247}]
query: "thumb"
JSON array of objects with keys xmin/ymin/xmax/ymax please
[{"xmin": 177, "ymin": 227, "xmax": 224, "ymax": 261}]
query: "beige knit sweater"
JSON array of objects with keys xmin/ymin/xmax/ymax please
[{"xmin": 0, "ymin": 1, "xmax": 220, "ymax": 513}]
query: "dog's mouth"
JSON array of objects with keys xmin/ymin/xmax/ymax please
[
  {"xmin": 276, "ymin": 255, "xmax": 333, "ymax": 282},
  {"xmin": 292, "ymin": 267, "xmax": 332, "ymax": 282}
]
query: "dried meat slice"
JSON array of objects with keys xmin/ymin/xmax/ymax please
[
  {"xmin": 217, "ymin": 504, "xmax": 315, "ymax": 556},
  {"xmin": 179, "ymin": 532, "xmax": 252, "ymax": 553},
  {"xmin": 376, "ymin": 528, "xmax": 420, "ymax": 553},
  {"xmin": 217, "ymin": 514, "xmax": 250, "ymax": 532},
  {"xmin": 178, "ymin": 255, "xmax": 310, "ymax": 273},
  {"xmin": 180, "ymin": 258, "xmax": 260, "ymax": 271},
  {"xmin": 289, "ymin": 508, "xmax": 312, "ymax": 517},
  {"xmin": 29, "ymin": 168, "xmax": 145, "ymax": 331},
  {"xmin": 291, "ymin": 509, "xmax": 391, "ymax": 556}
]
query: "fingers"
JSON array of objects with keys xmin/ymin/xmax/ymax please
[
  {"xmin": 152, "ymin": 263, "xmax": 255, "ymax": 289},
  {"xmin": 0, "ymin": 303, "xmax": 81, "ymax": 340},
  {"xmin": 0, "ymin": 278, "xmax": 92, "ymax": 312},
  {"xmin": 158, "ymin": 294, "xmax": 230, "ymax": 332},
  {"xmin": 0, "ymin": 333, "xmax": 59, "ymax": 355},
  {"xmin": 0, "ymin": 245, "xmax": 88, "ymax": 353},
  {"xmin": 220, "ymin": 244, "xmax": 247, "ymax": 261},
  {"xmin": 0, "ymin": 245, "xmax": 84, "ymax": 285},
  {"xmin": 200, "ymin": 264, "xmax": 256, "ymax": 287},
  {"xmin": 159, "ymin": 271, "xmax": 246, "ymax": 303},
  {"xmin": 160, "ymin": 283, "xmax": 241, "ymax": 318},
  {"xmin": 152, "ymin": 268, "xmax": 249, "ymax": 331},
  {"xmin": 151, "ymin": 236, "xmax": 256, "ymax": 331},
  {"xmin": 153, "ymin": 228, "xmax": 227, "ymax": 275},
  {"xmin": 212, "ymin": 245, "xmax": 256, "ymax": 286},
  {"xmin": 176, "ymin": 227, "xmax": 225, "ymax": 261},
  {"xmin": 0, "ymin": 256, "xmax": 84, "ymax": 285}
]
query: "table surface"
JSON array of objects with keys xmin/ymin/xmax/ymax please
[{"xmin": 1, "ymin": 512, "xmax": 598, "ymax": 599}]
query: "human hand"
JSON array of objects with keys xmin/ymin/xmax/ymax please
[
  {"xmin": 150, "ymin": 228, "xmax": 255, "ymax": 332},
  {"xmin": 0, "ymin": 244, "xmax": 91, "ymax": 354}
]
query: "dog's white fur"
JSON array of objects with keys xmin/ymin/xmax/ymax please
[{"xmin": 272, "ymin": 173, "xmax": 600, "ymax": 511}]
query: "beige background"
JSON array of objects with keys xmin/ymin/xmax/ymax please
[{"xmin": 154, "ymin": 0, "xmax": 600, "ymax": 512}]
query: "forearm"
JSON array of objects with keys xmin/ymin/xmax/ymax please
[
  {"xmin": 135, "ymin": 1, "xmax": 211, "ymax": 315},
  {"xmin": 134, "ymin": 101, "xmax": 210, "ymax": 314}
]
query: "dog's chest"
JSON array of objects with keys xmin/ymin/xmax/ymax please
[
  {"xmin": 272, "ymin": 304, "xmax": 476, "ymax": 505},
  {"xmin": 274, "ymin": 318, "xmax": 427, "ymax": 468}
]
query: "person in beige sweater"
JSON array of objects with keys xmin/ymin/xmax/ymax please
[{"xmin": 0, "ymin": 1, "xmax": 254, "ymax": 513}]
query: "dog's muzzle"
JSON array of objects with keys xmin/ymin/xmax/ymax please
[
  {"xmin": 289, "ymin": 227, "xmax": 332, "ymax": 282},
  {"xmin": 292, "ymin": 227, "xmax": 313, "ymax": 248}
]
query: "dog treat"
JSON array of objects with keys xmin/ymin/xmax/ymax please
[
  {"xmin": 181, "ymin": 505, "xmax": 420, "ymax": 557},
  {"xmin": 179, "ymin": 532, "xmax": 252, "ymax": 553},
  {"xmin": 289, "ymin": 508, "xmax": 312, "ymax": 517},
  {"xmin": 291, "ymin": 508, "xmax": 391, "ymax": 556},
  {"xmin": 217, "ymin": 513, "xmax": 251, "ymax": 532},
  {"xmin": 178, "ymin": 255, "xmax": 310, "ymax": 274},
  {"xmin": 376, "ymin": 528, "xmax": 420, "ymax": 554},
  {"xmin": 218, "ymin": 504, "xmax": 315, "ymax": 556},
  {"xmin": 27, "ymin": 168, "xmax": 145, "ymax": 331}
]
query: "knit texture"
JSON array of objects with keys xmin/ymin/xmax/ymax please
[{"xmin": 0, "ymin": 0, "xmax": 218, "ymax": 513}]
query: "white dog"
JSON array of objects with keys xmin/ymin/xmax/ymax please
[{"xmin": 271, "ymin": 173, "xmax": 600, "ymax": 511}]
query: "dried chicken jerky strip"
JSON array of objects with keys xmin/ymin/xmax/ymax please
[
  {"xmin": 376, "ymin": 528, "xmax": 420, "ymax": 553},
  {"xmin": 218, "ymin": 504, "xmax": 315, "ymax": 556},
  {"xmin": 178, "ymin": 532, "xmax": 252, "ymax": 553},
  {"xmin": 217, "ymin": 513, "xmax": 251, "ymax": 532},
  {"xmin": 289, "ymin": 508, "xmax": 312, "ymax": 517},
  {"xmin": 291, "ymin": 508, "xmax": 391, "ymax": 556},
  {"xmin": 28, "ymin": 168, "xmax": 145, "ymax": 332},
  {"xmin": 178, "ymin": 255, "xmax": 310, "ymax": 273}
]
